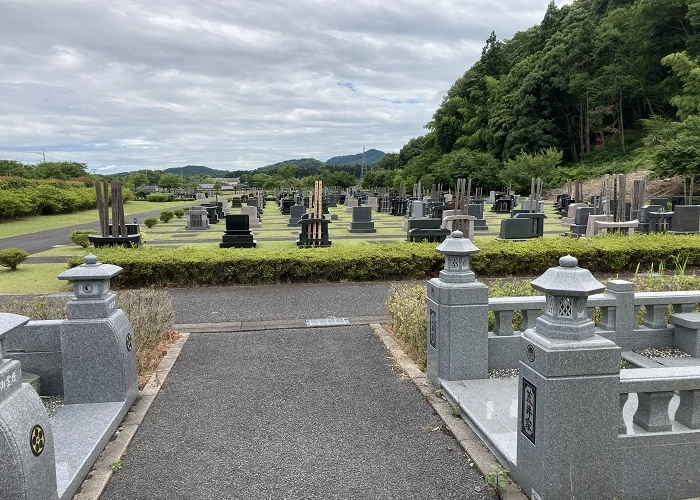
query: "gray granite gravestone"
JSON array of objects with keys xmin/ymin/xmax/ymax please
[
  {"xmin": 240, "ymin": 206, "xmax": 261, "ymax": 228},
  {"xmin": 348, "ymin": 206, "xmax": 376, "ymax": 233},
  {"xmin": 516, "ymin": 256, "xmax": 619, "ymax": 499},
  {"xmin": 427, "ymin": 231, "xmax": 488, "ymax": 385},
  {"xmin": 0, "ymin": 313, "xmax": 58, "ymax": 500},
  {"xmin": 345, "ymin": 196, "xmax": 359, "ymax": 213},
  {"xmin": 569, "ymin": 206, "xmax": 594, "ymax": 236},
  {"xmin": 671, "ymin": 205, "xmax": 700, "ymax": 233},
  {"xmin": 185, "ymin": 206, "xmax": 210, "ymax": 230},
  {"xmin": 288, "ymin": 205, "xmax": 306, "ymax": 226}
]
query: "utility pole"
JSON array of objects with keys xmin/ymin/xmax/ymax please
[
  {"xmin": 361, "ymin": 146, "xmax": 366, "ymax": 181},
  {"xmin": 35, "ymin": 148, "xmax": 45, "ymax": 163}
]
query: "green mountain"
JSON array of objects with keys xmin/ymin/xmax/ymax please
[
  {"xmin": 161, "ymin": 165, "xmax": 229, "ymax": 177},
  {"xmin": 326, "ymin": 149, "xmax": 385, "ymax": 166},
  {"xmin": 257, "ymin": 158, "xmax": 327, "ymax": 175}
]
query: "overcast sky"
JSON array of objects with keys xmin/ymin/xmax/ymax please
[{"xmin": 0, "ymin": 0, "xmax": 570, "ymax": 173}]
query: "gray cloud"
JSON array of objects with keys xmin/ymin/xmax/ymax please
[{"xmin": 0, "ymin": 0, "xmax": 569, "ymax": 172}]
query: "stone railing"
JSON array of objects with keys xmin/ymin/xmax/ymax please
[
  {"xmin": 486, "ymin": 287, "xmax": 700, "ymax": 370},
  {"xmin": 619, "ymin": 366, "xmax": 700, "ymax": 434}
]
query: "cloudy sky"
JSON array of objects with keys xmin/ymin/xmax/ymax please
[{"xmin": 0, "ymin": 0, "xmax": 569, "ymax": 173}]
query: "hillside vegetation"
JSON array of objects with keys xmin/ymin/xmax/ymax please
[{"xmin": 364, "ymin": 0, "xmax": 700, "ymax": 194}]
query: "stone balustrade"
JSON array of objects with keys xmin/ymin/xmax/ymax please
[{"xmin": 619, "ymin": 366, "xmax": 700, "ymax": 434}]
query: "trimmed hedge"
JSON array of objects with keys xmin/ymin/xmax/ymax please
[{"xmin": 67, "ymin": 234, "xmax": 700, "ymax": 288}]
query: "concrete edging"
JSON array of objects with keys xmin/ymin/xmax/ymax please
[
  {"xmin": 71, "ymin": 332, "xmax": 190, "ymax": 500},
  {"xmin": 370, "ymin": 324, "xmax": 526, "ymax": 500}
]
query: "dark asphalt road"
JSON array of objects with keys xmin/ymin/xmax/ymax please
[
  {"xmin": 99, "ymin": 326, "xmax": 489, "ymax": 500},
  {"xmin": 0, "ymin": 206, "xmax": 187, "ymax": 254},
  {"xmin": 168, "ymin": 281, "xmax": 418, "ymax": 324}
]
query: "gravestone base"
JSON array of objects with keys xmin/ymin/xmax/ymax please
[
  {"xmin": 88, "ymin": 234, "xmax": 141, "ymax": 248},
  {"xmin": 473, "ymin": 219, "xmax": 489, "ymax": 230},
  {"xmin": 220, "ymin": 234, "xmax": 257, "ymax": 248},
  {"xmin": 348, "ymin": 222, "xmax": 376, "ymax": 233}
]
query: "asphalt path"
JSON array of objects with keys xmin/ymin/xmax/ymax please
[
  {"xmin": 99, "ymin": 325, "xmax": 489, "ymax": 500},
  {"xmin": 168, "ymin": 281, "xmax": 417, "ymax": 324},
  {"xmin": 0, "ymin": 206, "xmax": 185, "ymax": 254}
]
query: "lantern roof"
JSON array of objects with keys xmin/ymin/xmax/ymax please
[
  {"xmin": 58, "ymin": 254, "xmax": 122, "ymax": 282},
  {"xmin": 435, "ymin": 230, "xmax": 479, "ymax": 255},
  {"xmin": 530, "ymin": 255, "xmax": 604, "ymax": 297}
]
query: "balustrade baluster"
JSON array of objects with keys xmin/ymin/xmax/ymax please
[
  {"xmin": 676, "ymin": 390, "xmax": 700, "ymax": 429},
  {"xmin": 634, "ymin": 391, "xmax": 674, "ymax": 432},
  {"xmin": 644, "ymin": 304, "xmax": 669, "ymax": 329},
  {"xmin": 493, "ymin": 310, "xmax": 514, "ymax": 336}
]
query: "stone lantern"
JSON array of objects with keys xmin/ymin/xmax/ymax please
[
  {"xmin": 516, "ymin": 255, "xmax": 620, "ymax": 500},
  {"xmin": 58, "ymin": 254, "xmax": 122, "ymax": 320},
  {"xmin": 434, "ymin": 230, "xmax": 479, "ymax": 283},
  {"xmin": 427, "ymin": 230, "xmax": 489, "ymax": 385},
  {"xmin": 529, "ymin": 254, "xmax": 605, "ymax": 340},
  {"xmin": 56, "ymin": 254, "xmax": 137, "ymax": 405}
]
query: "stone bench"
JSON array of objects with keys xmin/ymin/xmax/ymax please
[
  {"xmin": 592, "ymin": 219, "xmax": 639, "ymax": 235},
  {"xmin": 585, "ymin": 214, "xmax": 613, "ymax": 237},
  {"xmin": 669, "ymin": 312, "xmax": 700, "ymax": 357}
]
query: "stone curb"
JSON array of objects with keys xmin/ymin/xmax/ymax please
[
  {"xmin": 71, "ymin": 332, "xmax": 190, "ymax": 500},
  {"xmin": 174, "ymin": 316, "xmax": 388, "ymax": 333},
  {"xmin": 370, "ymin": 324, "xmax": 527, "ymax": 500}
]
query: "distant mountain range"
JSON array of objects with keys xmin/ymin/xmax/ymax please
[{"xmin": 159, "ymin": 150, "xmax": 386, "ymax": 177}]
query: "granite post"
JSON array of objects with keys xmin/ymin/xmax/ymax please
[
  {"xmin": 0, "ymin": 313, "xmax": 58, "ymax": 500},
  {"xmin": 57, "ymin": 255, "xmax": 138, "ymax": 405},
  {"xmin": 516, "ymin": 256, "xmax": 620, "ymax": 499},
  {"xmin": 427, "ymin": 231, "xmax": 488, "ymax": 386}
]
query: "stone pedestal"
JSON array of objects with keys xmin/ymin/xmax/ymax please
[{"xmin": 427, "ymin": 231, "xmax": 488, "ymax": 385}]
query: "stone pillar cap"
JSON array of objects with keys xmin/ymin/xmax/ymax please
[
  {"xmin": 531, "ymin": 255, "xmax": 604, "ymax": 296},
  {"xmin": 58, "ymin": 254, "xmax": 122, "ymax": 281}
]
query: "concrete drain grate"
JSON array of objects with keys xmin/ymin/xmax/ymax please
[{"xmin": 305, "ymin": 318, "xmax": 350, "ymax": 327}]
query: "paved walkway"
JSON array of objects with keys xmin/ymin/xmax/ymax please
[{"xmin": 97, "ymin": 285, "xmax": 491, "ymax": 500}]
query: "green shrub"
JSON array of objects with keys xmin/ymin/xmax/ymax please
[
  {"xmin": 173, "ymin": 208, "xmax": 185, "ymax": 219},
  {"xmin": 146, "ymin": 193, "xmax": 175, "ymax": 202},
  {"xmin": 0, "ymin": 248, "xmax": 29, "ymax": 270},
  {"xmin": 144, "ymin": 217, "xmax": 158, "ymax": 228},
  {"xmin": 69, "ymin": 229, "xmax": 99, "ymax": 249},
  {"xmin": 159, "ymin": 211, "xmax": 174, "ymax": 223}
]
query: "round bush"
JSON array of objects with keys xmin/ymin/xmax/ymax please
[
  {"xmin": 69, "ymin": 229, "xmax": 99, "ymax": 249},
  {"xmin": 160, "ymin": 211, "xmax": 174, "ymax": 223},
  {"xmin": 144, "ymin": 217, "xmax": 158, "ymax": 228},
  {"xmin": 0, "ymin": 248, "xmax": 29, "ymax": 271},
  {"xmin": 173, "ymin": 209, "xmax": 185, "ymax": 219}
]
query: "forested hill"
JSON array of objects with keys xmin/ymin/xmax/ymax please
[
  {"xmin": 364, "ymin": 0, "xmax": 700, "ymax": 192},
  {"xmin": 326, "ymin": 149, "xmax": 385, "ymax": 166},
  {"xmin": 161, "ymin": 165, "xmax": 228, "ymax": 177}
]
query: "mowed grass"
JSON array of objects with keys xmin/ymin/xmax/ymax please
[
  {"xmin": 0, "ymin": 200, "xmax": 192, "ymax": 238},
  {"xmin": 0, "ymin": 264, "xmax": 73, "ymax": 293}
]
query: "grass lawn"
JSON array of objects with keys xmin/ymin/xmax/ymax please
[
  {"xmin": 0, "ymin": 264, "xmax": 73, "ymax": 293},
  {"xmin": 0, "ymin": 200, "xmax": 192, "ymax": 238}
]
